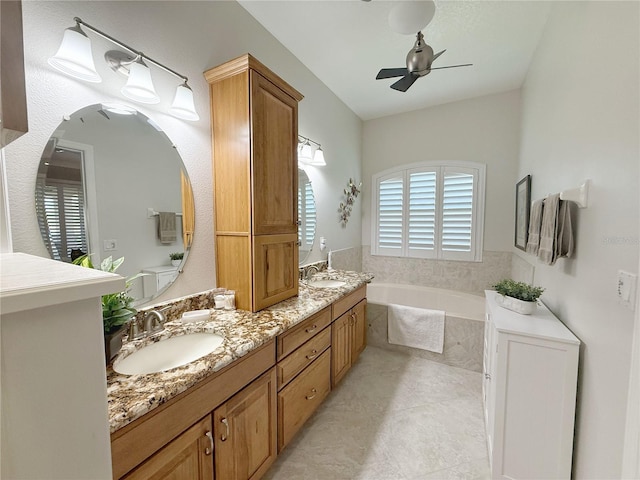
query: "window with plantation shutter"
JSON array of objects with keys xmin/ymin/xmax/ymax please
[
  {"xmin": 376, "ymin": 175, "xmax": 404, "ymax": 255},
  {"xmin": 298, "ymin": 179, "xmax": 316, "ymax": 251},
  {"xmin": 36, "ymin": 178, "xmax": 88, "ymax": 262},
  {"xmin": 372, "ymin": 162, "xmax": 485, "ymax": 262}
]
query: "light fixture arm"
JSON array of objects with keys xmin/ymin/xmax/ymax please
[
  {"xmin": 298, "ymin": 134, "xmax": 322, "ymax": 149},
  {"xmin": 73, "ymin": 17, "xmax": 189, "ymax": 83}
]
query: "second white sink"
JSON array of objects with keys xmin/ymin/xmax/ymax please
[
  {"xmin": 308, "ymin": 279, "xmax": 346, "ymax": 288},
  {"xmin": 113, "ymin": 333, "xmax": 224, "ymax": 375}
]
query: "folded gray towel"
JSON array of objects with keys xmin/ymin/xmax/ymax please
[
  {"xmin": 526, "ymin": 199, "xmax": 544, "ymax": 255},
  {"xmin": 538, "ymin": 194, "xmax": 560, "ymax": 265},
  {"xmin": 554, "ymin": 200, "xmax": 574, "ymax": 262},
  {"xmin": 158, "ymin": 212, "xmax": 177, "ymax": 244}
]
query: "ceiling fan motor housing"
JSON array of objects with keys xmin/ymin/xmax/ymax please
[{"xmin": 406, "ymin": 33, "xmax": 434, "ymax": 76}]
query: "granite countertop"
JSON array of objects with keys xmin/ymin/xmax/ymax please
[{"xmin": 107, "ymin": 269, "xmax": 373, "ymax": 433}]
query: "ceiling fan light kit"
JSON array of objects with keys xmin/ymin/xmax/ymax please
[
  {"xmin": 388, "ymin": 0, "xmax": 436, "ymax": 35},
  {"xmin": 376, "ymin": 31, "xmax": 473, "ymax": 92}
]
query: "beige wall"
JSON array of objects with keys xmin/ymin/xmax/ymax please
[
  {"xmin": 516, "ymin": 2, "xmax": 639, "ymax": 477},
  {"xmin": 5, "ymin": 1, "xmax": 362, "ymax": 304}
]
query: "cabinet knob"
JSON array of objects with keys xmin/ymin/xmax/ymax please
[
  {"xmin": 305, "ymin": 324, "xmax": 317, "ymax": 334},
  {"xmin": 204, "ymin": 431, "xmax": 213, "ymax": 455},
  {"xmin": 305, "ymin": 388, "xmax": 317, "ymax": 400},
  {"xmin": 306, "ymin": 349, "xmax": 318, "ymax": 360},
  {"xmin": 220, "ymin": 417, "xmax": 229, "ymax": 441}
]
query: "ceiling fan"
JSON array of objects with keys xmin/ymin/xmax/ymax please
[{"xmin": 376, "ymin": 31, "xmax": 472, "ymax": 92}]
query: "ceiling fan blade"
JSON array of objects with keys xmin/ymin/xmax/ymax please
[
  {"xmin": 430, "ymin": 63, "xmax": 473, "ymax": 70},
  {"xmin": 390, "ymin": 74, "xmax": 419, "ymax": 92},
  {"xmin": 376, "ymin": 68, "xmax": 408, "ymax": 80},
  {"xmin": 432, "ymin": 49, "xmax": 446, "ymax": 62}
]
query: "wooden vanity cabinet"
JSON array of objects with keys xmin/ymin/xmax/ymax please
[
  {"xmin": 276, "ymin": 306, "xmax": 332, "ymax": 452},
  {"xmin": 122, "ymin": 416, "xmax": 213, "ymax": 480},
  {"xmin": 111, "ymin": 341, "xmax": 275, "ymax": 480},
  {"xmin": 331, "ymin": 286, "xmax": 367, "ymax": 388},
  {"xmin": 213, "ymin": 369, "xmax": 277, "ymax": 480},
  {"xmin": 205, "ymin": 54, "xmax": 304, "ymax": 312}
]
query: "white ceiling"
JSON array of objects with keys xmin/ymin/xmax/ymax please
[{"xmin": 238, "ymin": 1, "xmax": 552, "ymax": 120}]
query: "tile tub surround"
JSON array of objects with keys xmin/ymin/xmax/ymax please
[
  {"xmin": 367, "ymin": 303, "xmax": 485, "ymax": 372},
  {"xmin": 328, "ymin": 246, "xmax": 363, "ymax": 272},
  {"xmin": 264, "ymin": 346, "xmax": 489, "ymax": 480},
  {"xmin": 362, "ymin": 247, "xmax": 512, "ymax": 295},
  {"xmin": 107, "ymin": 269, "xmax": 373, "ymax": 433}
]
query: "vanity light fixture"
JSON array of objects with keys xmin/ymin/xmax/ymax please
[
  {"xmin": 298, "ymin": 135, "xmax": 326, "ymax": 166},
  {"xmin": 49, "ymin": 17, "xmax": 199, "ymax": 121}
]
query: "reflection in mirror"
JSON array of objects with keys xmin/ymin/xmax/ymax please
[
  {"xmin": 298, "ymin": 168, "xmax": 316, "ymax": 265},
  {"xmin": 35, "ymin": 104, "xmax": 195, "ymax": 305}
]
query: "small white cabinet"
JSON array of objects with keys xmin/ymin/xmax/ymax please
[
  {"xmin": 142, "ymin": 265, "xmax": 179, "ymax": 297},
  {"xmin": 483, "ymin": 291, "xmax": 580, "ymax": 480}
]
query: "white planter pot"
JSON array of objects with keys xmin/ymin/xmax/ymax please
[
  {"xmin": 495, "ymin": 294, "xmax": 537, "ymax": 315},
  {"xmin": 171, "ymin": 259, "xmax": 181, "ymax": 267}
]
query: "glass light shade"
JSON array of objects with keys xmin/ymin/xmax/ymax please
[
  {"xmin": 48, "ymin": 26, "xmax": 101, "ymax": 83},
  {"xmin": 169, "ymin": 84, "xmax": 200, "ymax": 121},
  {"xmin": 121, "ymin": 59, "xmax": 160, "ymax": 104},
  {"xmin": 388, "ymin": 1, "xmax": 436, "ymax": 35},
  {"xmin": 310, "ymin": 147, "xmax": 326, "ymax": 166},
  {"xmin": 298, "ymin": 142, "xmax": 313, "ymax": 164}
]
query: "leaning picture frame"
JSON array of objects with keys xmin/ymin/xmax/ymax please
[{"xmin": 515, "ymin": 175, "xmax": 531, "ymax": 251}]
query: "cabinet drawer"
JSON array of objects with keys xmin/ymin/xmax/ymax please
[
  {"xmin": 277, "ymin": 307, "xmax": 331, "ymax": 360},
  {"xmin": 277, "ymin": 349, "xmax": 331, "ymax": 452},
  {"xmin": 277, "ymin": 327, "xmax": 330, "ymax": 390},
  {"xmin": 332, "ymin": 285, "xmax": 366, "ymax": 320}
]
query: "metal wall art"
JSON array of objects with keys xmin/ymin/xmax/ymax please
[{"xmin": 339, "ymin": 178, "xmax": 362, "ymax": 226}]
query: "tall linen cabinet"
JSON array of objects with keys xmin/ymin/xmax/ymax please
[{"xmin": 205, "ymin": 55, "xmax": 303, "ymax": 312}]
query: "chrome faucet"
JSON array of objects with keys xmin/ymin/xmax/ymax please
[
  {"xmin": 128, "ymin": 307, "xmax": 169, "ymax": 340},
  {"xmin": 144, "ymin": 309, "xmax": 167, "ymax": 334},
  {"xmin": 304, "ymin": 265, "xmax": 320, "ymax": 281}
]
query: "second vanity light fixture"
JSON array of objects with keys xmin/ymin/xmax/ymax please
[
  {"xmin": 48, "ymin": 17, "xmax": 199, "ymax": 121},
  {"xmin": 297, "ymin": 135, "xmax": 326, "ymax": 166}
]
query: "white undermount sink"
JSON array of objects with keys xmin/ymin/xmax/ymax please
[
  {"xmin": 113, "ymin": 333, "xmax": 224, "ymax": 375},
  {"xmin": 308, "ymin": 279, "xmax": 347, "ymax": 288}
]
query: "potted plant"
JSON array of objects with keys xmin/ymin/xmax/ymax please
[
  {"xmin": 492, "ymin": 278, "xmax": 545, "ymax": 315},
  {"xmin": 169, "ymin": 252, "xmax": 184, "ymax": 267},
  {"xmin": 73, "ymin": 255, "xmax": 144, "ymax": 360}
]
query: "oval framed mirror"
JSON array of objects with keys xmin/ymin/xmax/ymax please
[
  {"xmin": 35, "ymin": 103, "xmax": 195, "ymax": 305},
  {"xmin": 298, "ymin": 168, "xmax": 316, "ymax": 264}
]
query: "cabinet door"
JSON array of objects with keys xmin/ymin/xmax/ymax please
[
  {"xmin": 253, "ymin": 234, "xmax": 299, "ymax": 311},
  {"xmin": 250, "ymin": 70, "xmax": 298, "ymax": 236},
  {"xmin": 123, "ymin": 416, "xmax": 213, "ymax": 480},
  {"xmin": 351, "ymin": 300, "xmax": 367, "ymax": 364},
  {"xmin": 331, "ymin": 311, "xmax": 352, "ymax": 388},
  {"xmin": 213, "ymin": 369, "xmax": 277, "ymax": 480}
]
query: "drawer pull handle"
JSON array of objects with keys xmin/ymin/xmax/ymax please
[
  {"xmin": 306, "ymin": 349, "xmax": 318, "ymax": 360},
  {"xmin": 220, "ymin": 418, "xmax": 229, "ymax": 441},
  {"xmin": 204, "ymin": 431, "xmax": 213, "ymax": 455},
  {"xmin": 305, "ymin": 388, "xmax": 317, "ymax": 400},
  {"xmin": 306, "ymin": 324, "xmax": 317, "ymax": 334},
  {"xmin": 484, "ymin": 373, "xmax": 491, "ymax": 380}
]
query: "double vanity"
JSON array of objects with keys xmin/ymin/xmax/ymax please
[{"xmin": 109, "ymin": 269, "xmax": 371, "ymax": 479}]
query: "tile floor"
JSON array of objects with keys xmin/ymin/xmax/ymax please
[{"xmin": 264, "ymin": 346, "xmax": 490, "ymax": 480}]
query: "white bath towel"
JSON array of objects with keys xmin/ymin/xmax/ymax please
[{"xmin": 388, "ymin": 304, "xmax": 445, "ymax": 354}]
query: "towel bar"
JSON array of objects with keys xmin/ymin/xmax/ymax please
[{"xmin": 559, "ymin": 180, "xmax": 589, "ymax": 208}]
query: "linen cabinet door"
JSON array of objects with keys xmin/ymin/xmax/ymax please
[
  {"xmin": 253, "ymin": 234, "xmax": 299, "ymax": 311},
  {"xmin": 122, "ymin": 416, "xmax": 213, "ymax": 480},
  {"xmin": 351, "ymin": 300, "xmax": 367, "ymax": 364},
  {"xmin": 250, "ymin": 70, "xmax": 298, "ymax": 236},
  {"xmin": 331, "ymin": 311, "xmax": 352, "ymax": 388},
  {"xmin": 213, "ymin": 369, "xmax": 277, "ymax": 480}
]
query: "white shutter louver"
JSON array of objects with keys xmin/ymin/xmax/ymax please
[
  {"xmin": 441, "ymin": 172, "xmax": 474, "ymax": 252},
  {"xmin": 377, "ymin": 176, "xmax": 404, "ymax": 251},
  {"xmin": 408, "ymin": 171, "xmax": 436, "ymax": 254},
  {"xmin": 304, "ymin": 183, "xmax": 316, "ymax": 245}
]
